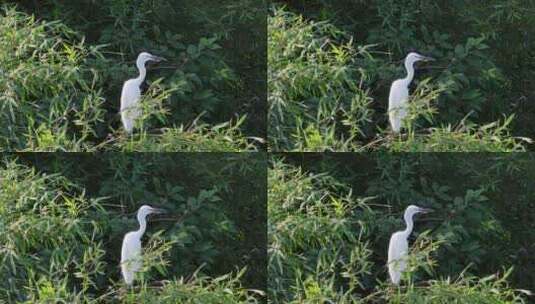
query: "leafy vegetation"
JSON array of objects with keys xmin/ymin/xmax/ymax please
[
  {"xmin": 269, "ymin": 2, "xmax": 535, "ymax": 151},
  {"xmin": 269, "ymin": 154, "xmax": 535, "ymax": 303},
  {"xmin": 0, "ymin": 153, "xmax": 266, "ymax": 302},
  {"xmin": 0, "ymin": 1, "xmax": 265, "ymax": 151}
]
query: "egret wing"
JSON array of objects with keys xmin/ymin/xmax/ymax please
[
  {"xmin": 120, "ymin": 80, "xmax": 141, "ymax": 112},
  {"xmin": 120, "ymin": 80, "xmax": 142, "ymax": 133},
  {"xmin": 388, "ymin": 80, "xmax": 409, "ymax": 132},
  {"xmin": 121, "ymin": 232, "xmax": 142, "ymax": 285},
  {"xmin": 388, "ymin": 232, "xmax": 408, "ymax": 284}
]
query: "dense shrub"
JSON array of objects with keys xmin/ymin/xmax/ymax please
[
  {"xmin": 0, "ymin": 7, "xmax": 105, "ymax": 151},
  {"xmin": 268, "ymin": 8, "xmax": 374, "ymax": 151},
  {"xmin": 0, "ymin": 161, "xmax": 107, "ymax": 302},
  {"xmin": 269, "ymin": 161, "xmax": 376, "ymax": 302}
]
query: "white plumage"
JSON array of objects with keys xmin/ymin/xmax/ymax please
[
  {"xmin": 120, "ymin": 52, "xmax": 165, "ymax": 134},
  {"xmin": 121, "ymin": 231, "xmax": 142, "ymax": 285},
  {"xmin": 120, "ymin": 205, "xmax": 165, "ymax": 286},
  {"xmin": 388, "ymin": 52, "xmax": 434, "ymax": 133},
  {"xmin": 387, "ymin": 205, "xmax": 432, "ymax": 285},
  {"xmin": 388, "ymin": 230, "xmax": 409, "ymax": 285}
]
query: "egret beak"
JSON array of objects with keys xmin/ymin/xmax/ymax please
[
  {"xmin": 419, "ymin": 208, "xmax": 434, "ymax": 214},
  {"xmin": 151, "ymin": 56, "xmax": 166, "ymax": 62},
  {"xmin": 150, "ymin": 208, "xmax": 167, "ymax": 214},
  {"xmin": 422, "ymin": 56, "xmax": 435, "ymax": 62}
]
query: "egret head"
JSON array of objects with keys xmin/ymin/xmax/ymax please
[
  {"xmin": 137, "ymin": 204, "xmax": 166, "ymax": 222},
  {"xmin": 404, "ymin": 204, "xmax": 433, "ymax": 220},
  {"xmin": 136, "ymin": 52, "xmax": 166, "ymax": 68},
  {"xmin": 405, "ymin": 52, "xmax": 435, "ymax": 66}
]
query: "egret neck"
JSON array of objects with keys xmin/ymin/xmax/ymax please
[
  {"xmin": 402, "ymin": 59, "xmax": 415, "ymax": 88},
  {"xmin": 401, "ymin": 211, "xmax": 414, "ymax": 239},
  {"xmin": 134, "ymin": 60, "xmax": 147, "ymax": 87},
  {"xmin": 134, "ymin": 212, "xmax": 148, "ymax": 239}
]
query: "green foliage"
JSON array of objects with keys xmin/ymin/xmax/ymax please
[
  {"xmin": 0, "ymin": 7, "xmax": 105, "ymax": 151},
  {"xmin": 268, "ymin": 155, "xmax": 533, "ymax": 303},
  {"xmin": 384, "ymin": 271, "xmax": 527, "ymax": 304},
  {"xmin": 268, "ymin": 7, "xmax": 373, "ymax": 151},
  {"xmin": 118, "ymin": 270, "xmax": 262, "ymax": 304},
  {"xmin": 269, "ymin": 160, "xmax": 375, "ymax": 303},
  {"xmin": 0, "ymin": 154, "xmax": 266, "ymax": 302},
  {"xmin": 0, "ymin": 160, "xmax": 107, "ymax": 302},
  {"xmin": 268, "ymin": 2, "xmax": 535, "ymax": 151},
  {"xmin": 385, "ymin": 115, "xmax": 527, "ymax": 152},
  {"xmin": 113, "ymin": 116, "xmax": 260, "ymax": 152}
]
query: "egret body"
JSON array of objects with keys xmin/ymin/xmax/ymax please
[
  {"xmin": 387, "ymin": 205, "xmax": 432, "ymax": 285},
  {"xmin": 120, "ymin": 52, "xmax": 165, "ymax": 134},
  {"xmin": 120, "ymin": 205, "xmax": 165, "ymax": 286},
  {"xmin": 388, "ymin": 52, "xmax": 434, "ymax": 133}
]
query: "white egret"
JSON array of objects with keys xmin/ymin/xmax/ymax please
[
  {"xmin": 121, "ymin": 204, "xmax": 165, "ymax": 286},
  {"xmin": 120, "ymin": 52, "xmax": 166, "ymax": 134},
  {"xmin": 387, "ymin": 205, "xmax": 432, "ymax": 285},
  {"xmin": 388, "ymin": 52, "xmax": 434, "ymax": 133}
]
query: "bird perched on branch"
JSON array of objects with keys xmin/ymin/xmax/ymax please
[
  {"xmin": 388, "ymin": 52, "xmax": 434, "ymax": 133},
  {"xmin": 120, "ymin": 52, "xmax": 166, "ymax": 134},
  {"xmin": 388, "ymin": 205, "xmax": 433, "ymax": 285},
  {"xmin": 121, "ymin": 204, "xmax": 166, "ymax": 286}
]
